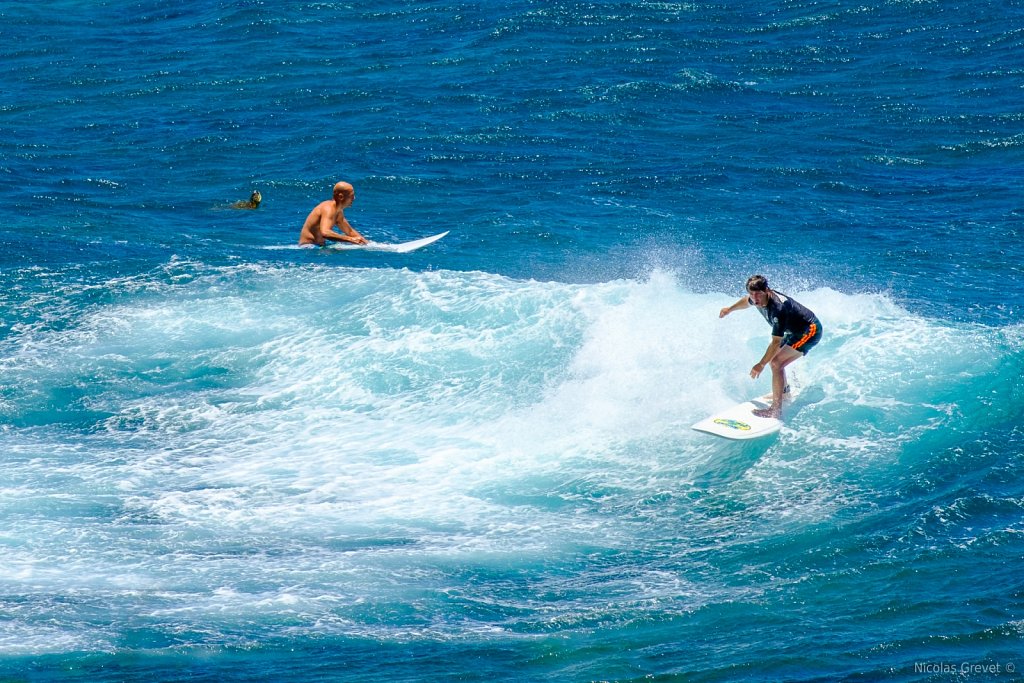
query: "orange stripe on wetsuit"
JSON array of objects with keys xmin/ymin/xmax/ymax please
[{"xmin": 790, "ymin": 322, "xmax": 818, "ymax": 351}]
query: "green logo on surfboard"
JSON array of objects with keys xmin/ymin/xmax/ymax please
[{"xmin": 713, "ymin": 418, "xmax": 752, "ymax": 431}]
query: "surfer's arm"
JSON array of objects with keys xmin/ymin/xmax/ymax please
[
  {"xmin": 321, "ymin": 230, "xmax": 364, "ymax": 244},
  {"xmin": 751, "ymin": 336, "xmax": 783, "ymax": 379},
  {"xmin": 313, "ymin": 211, "xmax": 365, "ymax": 244},
  {"xmin": 720, "ymin": 296, "xmax": 751, "ymax": 318},
  {"xmin": 339, "ymin": 227, "xmax": 367, "ymax": 244},
  {"xmin": 333, "ymin": 214, "xmax": 368, "ymax": 244}
]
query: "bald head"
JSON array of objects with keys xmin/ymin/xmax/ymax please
[{"xmin": 333, "ymin": 182, "xmax": 354, "ymax": 200}]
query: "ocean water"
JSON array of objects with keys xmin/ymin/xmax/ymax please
[{"xmin": 1, "ymin": 1, "xmax": 1023, "ymax": 681}]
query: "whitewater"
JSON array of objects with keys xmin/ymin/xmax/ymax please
[{"xmin": 3, "ymin": 259, "xmax": 1021, "ymax": 679}]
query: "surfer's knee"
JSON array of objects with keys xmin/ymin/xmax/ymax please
[{"xmin": 772, "ymin": 347, "xmax": 802, "ymax": 371}]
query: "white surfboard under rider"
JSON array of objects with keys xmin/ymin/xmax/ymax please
[{"xmin": 691, "ymin": 377, "xmax": 801, "ymax": 440}]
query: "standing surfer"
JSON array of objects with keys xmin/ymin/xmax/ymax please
[{"xmin": 719, "ymin": 275, "xmax": 822, "ymax": 419}]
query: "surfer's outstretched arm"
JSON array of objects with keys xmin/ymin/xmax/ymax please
[{"xmin": 720, "ymin": 296, "xmax": 751, "ymax": 318}]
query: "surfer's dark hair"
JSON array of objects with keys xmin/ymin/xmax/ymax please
[{"xmin": 746, "ymin": 275, "xmax": 769, "ymax": 292}]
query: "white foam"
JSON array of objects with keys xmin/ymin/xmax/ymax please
[{"xmin": 0, "ymin": 263, "xmax": 1012, "ymax": 651}]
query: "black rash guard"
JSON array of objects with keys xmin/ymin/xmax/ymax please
[{"xmin": 749, "ymin": 291, "xmax": 822, "ymax": 353}]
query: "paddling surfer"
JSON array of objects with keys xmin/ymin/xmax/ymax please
[
  {"xmin": 719, "ymin": 275, "xmax": 822, "ymax": 419},
  {"xmin": 298, "ymin": 181, "xmax": 369, "ymax": 246}
]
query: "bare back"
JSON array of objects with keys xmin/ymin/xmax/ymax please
[{"xmin": 298, "ymin": 200, "xmax": 337, "ymax": 246}]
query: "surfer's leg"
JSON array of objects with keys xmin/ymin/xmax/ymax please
[
  {"xmin": 775, "ymin": 365, "xmax": 787, "ymax": 406},
  {"xmin": 754, "ymin": 347, "xmax": 803, "ymax": 418}
]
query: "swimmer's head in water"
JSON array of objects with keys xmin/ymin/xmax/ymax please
[{"xmin": 233, "ymin": 190, "xmax": 262, "ymax": 209}]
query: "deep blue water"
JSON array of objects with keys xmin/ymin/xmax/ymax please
[{"xmin": 1, "ymin": 1, "xmax": 1023, "ymax": 681}]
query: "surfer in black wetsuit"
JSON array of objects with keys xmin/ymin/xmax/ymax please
[{"xmin": 719, "ymin": 274, "xmax": 822, "ymax": 419}]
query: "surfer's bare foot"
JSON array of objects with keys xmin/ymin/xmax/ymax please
[{"xmin": 752, "ymin": 406, "xmax": 781, "ymax": 419}]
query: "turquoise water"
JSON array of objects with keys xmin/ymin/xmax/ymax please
[{"xmin": 1, "ymin": 1, "xmax": 1022, "ymax": 681}]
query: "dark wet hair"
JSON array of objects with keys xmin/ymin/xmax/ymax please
[{"xmin": 746, "ymin": 274, "xmax": 769, "ymax": 292}]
